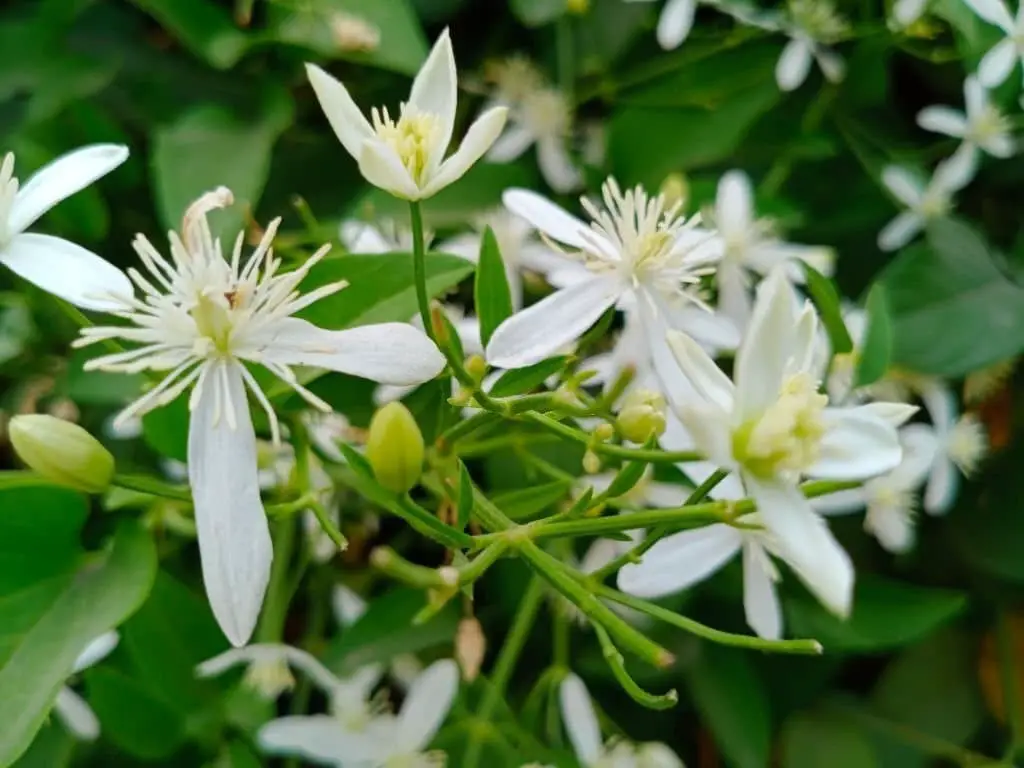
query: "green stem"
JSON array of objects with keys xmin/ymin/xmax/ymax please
[
  {"xmin": 112, "ymin": 473, "xmax": 192, "ymax": 503},
  {"xmin": 370, "ymin": 546, "xmax": 452, "ymax": 589},
  {"xmin": 525, "ymin": 500, "xmax": 732, "ymax": 539},
  {"xmin": 457, "ymin": 539, "xmax": 509, "ymax": 585},
  {"xmin": 308, "ymin": 498, "xmax": 348, "ymax": 553},
  {"xmin": 593, "ymin": 623, "xmax": 678, "ymax": 710},
  {"xmin": 523, "ymin": 412, "xmax": 702, "ymax": 463},
  {"xmin": 257, "ymin": 515, "xmax": 298, "ymax": 642},
  {"xmin": 409, "ymin": 201, "xmax": 434, "ymax": 343},
  {"xmin": 436, "ymin": 412, "xmax": 500, "ymax": 452}
]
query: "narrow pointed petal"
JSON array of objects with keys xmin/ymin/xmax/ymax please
[
  {"xmin": 666, "ymin": 330, "xmax": 735, "ymax": 411},
  {"xmin": 674, "ymin": 403, "xmax": 736, "ymax": 470},
  {"xmin": 743, "ymin": 542, "xmax": 783, "ymax": 640},
  {"xmin": 502, "ymin": 188, "xmax": 595, "ymax": 251},
  {"xmin": 397, "ymin": 659, "xmax": 459, "ymax": 751},
  {"xmin": 856, "ymin": 401, "xmax": 919, "ymax": 427},
  {"xmin": 559, "ymin": 674, "xmax": 603, "ymax": 765},
  {"xmin": 716, "ymin": 260, "xmax": 752, "ymax": 330},
  {"xmin": 1, "ymin": 233, "xmax": 132, "ymax": 311},
  {"xmin": 486, "ymin": 124, "xmax": 535, "ymax": 163},
  {"xmin": 333, "ymin": 584, "xmax": 368, "ymax": 627},
  {"xmin": 916, "ymin": 377, "xmax": 957, "ymax": 430},
  {"xmin": 423, "ymin": 106, "xmax": 508, "ymax": 197},
  {"xmin": 924, "ymin": 455, "xmax": 959, "ymax": 515},
  {"xmin": 196, "ymin": 643, "xmax": 345, "ymax": 693},
  {"xmin": 259, "ymin": 715, "xmax": 380, "ymax": 762},
  {"xmin": 358, "ymin": 140, "xmax": 420, "ymax": 200},
  {"xmin": 745, "ymin": 474, "xmax": 854, "ymax": 617},
  {"xmin": 618, "ymin": 525, "xmax": 742, "ymax": 597},
  {"xmin": 657, "ymin": 0, "xmax": 697, "ymax": 48},
  {"xmin": 251, "ymin": 317, "xmax": 444, "ymax": 386},
  {"xmin": 716, "ymin": 170, "xmax": 754, "ymax": 240},
  {"xmin": 409, "ymin": 29, "xmax": 458, "ymax": 162},
  {"xmin": 54, "ymin": 687, "xmax": 100, "ymax": 741},
  {"xmin": 881, "ymin": 166, "xmax": 924, "ymax": 206},
  {"xmin": 516, "ymin": 242, "xmax": 576, "ymax": 277},
  {"xmin": 9, "ymin": 144, "xmax": 128, "ymax": 236},
  {"xmin": 810, "ymin": 409, "xmax": 902, "ymax": 480},
  {"xmin": 485, "ymin": 275, "xmax": 622, "ymax": 368},
  {"xmin": 815, "ymin": 48, "xmax": 846, "ymax": 83},
  {"xmin": 965, "ymin": 0, "xmax": 1015, "ymax": 29},
  {"xmin": 734, "ymin": 269, "xmax": 795, "ymax": 419},
  {"xmin": 305, "ymin": 63, "xmax": 375, "ymax": 161},
  {"xmin": 537, "ymin": 137, "xmax": 582, "ymax": 193},
  {"xmin": 964, "ymin": 75, "xmax": 987, "ymax": 115},
  {"xmin": 978, "ymin": 38, "xmax": 1017, "ymax": 87},
  {"xmin": 935, "ymin": 144, "xmax": 978, "ymax": 192},
  {"xmin": 811, "ymin": 487, "xmax": 868, "ymax": 515},
  {"xmin": 878, "ymin": 211, "xmax": 924, "ymax": 252},
  {"xmin": 894, "ymin": 0, "xmax": 928, "ymax": 25},
  {"xmin": 916, "ymin": 106, "xmax": 968, "ymax": 137},
  {"xmin": 189, "ymin": 364, "xmax": 272, "ymax": 647},
  {"xmin": 72, "ymin": 631, "xmax": 119, "ymax": 673},
  {"xmin": 776, "ymin": 38, "xmax": 814, "ymax": 91}
]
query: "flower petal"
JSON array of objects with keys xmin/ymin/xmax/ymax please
[
  {"xmin": 877, "ymin": 211, "xmax": 924, "ymax": 252},
  {"xmin": 1, "ymin": 233, "xmax": 133, "ymax": 312},
  {"xmin": 537, "ymin": 137, "xmax": 582, "ymax": 194},
  {"xmin": 618, "ymin": 525, "xmax": 742, "ymax": 597},
  {"xmin": 340, "ymin": 221, "xmax": 394, "ymax": 254},
  {"xmin": 745, "ymin": 474, "xmax": 854, "ymax": 617},
  {"xmin": 965, "ymin": 0, "xmax": 1015, "ymax": 30},
  {"xmin": 559, "ymin": 674, "xmax": 603, "ymax": 766},
  {"xmin": 358, "ymin": 140, "xmax": 420, "ymax": 200},
  {"xmin": 54, "ymin": 687, "xmax": 100, "ymax": 741},
  {"xmin": 934, "ymin": 144, "xmax": 978, "ymax": 193},
  {"xmin": 734, "ymin": 269, "xmax": 795, "ymax": 419},
  {"xmin": 978, "ymin": 38, "xmax": 1018, "ymax": 87},
  {"xmin": 408, "ymin": 29, "xmax": 458, "ymax": 164},
  {"xmin": 8, "ymin": 144, "xmax": 128, "ymax": 236},
  {"xmin": 486, "ymin": 123, "xmax": 536, "ymax": 163},
  {"xmin": 924, "ymin": 454, "xmax": 959, "ymax": 515},
  {"xmin": 397, "ymin": 659, "xmax": 459, "ymax": 752},
  {"xmin": 259, "ymin": 715, "xmax": 382, "ymax": 762},
  {"xmin": 666, "ymin": 330, "xmax": 734, "ymax": 412},
  {"xmin": 881, "ymin": 165, "xmax": 924, "ymax": 206},
  {"xmin": 671, "ymin": 305, "xmax": 741, "ymax": 352},
  {"xmin": 865, "ymin": 500, "xmax": 915, "ymax": 553},
  {"xmin": 305, "ymin": 63, "xmax": 375, "ymax": 161},
  {"xmin": 811, "ymin": 487, "xmax": 868, "ymax": 516},
  {"xmin": 742, "ymin": 541, "xmax": 783, "ymax": 640},
  {"xmin": 675, "ymin": 403, "xmax": 736, "ymax": 470},
  {"xmin": 810, "ymin": 408, "xmax": 902, "ymax": 480},
  {"xmin": 657, "ymin": 0, "xmax": 697, "ymax": 49},
  {"xmin": 333, "ymin": 584, "xmax": 368, "ymax": 627},
  {"xmin": 716, "ymin": 170, "xmax": 754, "ymax": 240},
  {"xmin": 72, "ymin": 631, "xmax": 119, "ymax": 673},
  {"xmin": 423, "ymin": 106, "xmax": 508, "ymax": 197},
  {"xmin": 196, "ymin": 643, "xmax": 345, "ymax": 694},
  {"xmin": 917, "ymin": 377, "xmax": 957, "ymax": 430},
  {"xmin": 856, "ymin": 401, "xmax": 919, "ymax": 427},
  {"xmin": 189, "ymin": 363, "xmax": 272, "ymax": 647},
  {"xmin": 485, "ymin": 275, "xmax": 623, "ymax": 368},
  {"xmin": 916, "ymin": 106, "xmax": 968, "ymax": 137},
  {"xmin": 250, "ymin": 317, "xmax": 445, "ymax": 386},
  {"xmin": 776, "ymin": 38, "xmax": 814, "ymax": 91},
  {"xmin": 502, "ymin": 188, "xmax": 594, "ymax": 251},
  {"xmin": 893, "ymin": 0, "xmax": 928, "ymax": 25}
]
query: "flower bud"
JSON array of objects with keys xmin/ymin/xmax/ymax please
[
  {"xmin": 593, "ymin": 423, "xmax": 615, "ymax": 442},
  {"xmin": 8, "ymin": 414, "xmax": 115, "ymax": 494},
  {"xmin": 583, "ymin": 450, "xmax": 602, "ymax": 474},
  {"xmin": 366, "ymin": 402, "xmax": 425, "ymax": 493},
  {"xmin": 464, "ymin": 354, "xmax": 488, "ymax": 382},
  {"xmin": 616, "ymin": 388, "xmax": 667, "ymax": 443},
  {"xmin": 456, "ymin": 617, "xmax": 486, "ymax": 681}
]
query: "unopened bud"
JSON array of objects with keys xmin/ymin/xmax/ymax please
[
  {"xmin": 9, "ymin": 414, "xmax": 115, "ymax": 494},
  {"xmin": 616, "ymin": 388, "xmax": 667, "ymax": 443},
  {"xmin": 366, "ymin": 403, "xmax": 425, "ymax": 493},
  {"xmin": 593, "ymin": 423, "xmax": 615, "ymax": 442},
  {"xmin": 456, "ymin": 617, "xmax": 486, "ymax": 681},
  {"xmin": 659, "ymin": 173, "xmax": 690, "ymax": 211},
  {"xmin": 566, "ymin": 0, "xmax": 591, "ymax": 14},
  {"xmin": 583, "ymin": 450, "xmax": 601, "ymax": 474},
  {"xmin": 465, "ymin": 355, "xmax": 487, "ymax": 382}
]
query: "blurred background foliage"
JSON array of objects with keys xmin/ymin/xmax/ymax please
[{"xmin": 3, "ymin": 0, "xmax": 1024, "ymax": 766}]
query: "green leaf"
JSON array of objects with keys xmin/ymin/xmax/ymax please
[
  {"xmin": 475, "ymin": 226, "xmax": 514, "ymax": 349},
  {"xmin": 9, "ymin": 723, "xmax": 72, "ymax": 768},
  {"xmin": 492, "ymin": 481, "xmax": 572, "ymax": 521},
  {"xmin": 126, "ymin": 0, "xmax": 249, "ymax": 69},
  {"xmin": 882, "ymin": 218, "xmax": 1024, "ymax": 376},
  {"xmin": 781, "ymin": 710, "xmax": 878, "ymax": 768},
  {"xmin": 298, "ymin": 252, "xmax": 475, "ymax": 330},
  {"xmin": 0, "ymin": 520, "xmax": 157, "ymax": 765},
  {"xmin": 854, "ymin": 283, "xmax": 893, "ymax": 388},
  {"xmin": 456, "ymin": 461, "xmax": 473, "ymax": 531},
  {"xmin": 783, "ymin": 576, "xmax": 967, "ymax": 653},
  {"xmin": 803, "ymin": 263, "xmax": 853, "ymax": 355},
  {"xmin": 84, "ymin": 667, "xmax": 185, "ymax": 759},
  {"xmin": 489, "ymin": 356, "xmax": 569, "ymax": 398},
  {"xmin": 686, "ymin": 644, "xmax": 772, "ymax": 768},
  {"xmin": 509, "ymin": 0, "xmax": 566, "ymax": 26},
  {"xmin": 142, "ymin": 390, "xmax": 190, "ymax": 463}
]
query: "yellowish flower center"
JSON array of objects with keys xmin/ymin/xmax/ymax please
[
  {"xmin": 190, "ymin": 291, "xmax": 236, "ymax": 355},
  {"xmin": 371, "ymin": 106, "xmax": 441, "ymax": 187},
  {"xmin": 521, "ymin": 87, "xmax": 572, "ymax": 138},
  {"xmin": 969, "ymin": 104, "xmax": 1010, "ymax": 144},
  {"xmin": 946, "ymin": 414, "xmax": 987, "ymax": 474},
  {"xmin": 243, "ymin": 659, "xmax": 295, "ymax": 699}
]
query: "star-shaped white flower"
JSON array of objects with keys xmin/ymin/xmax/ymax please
[
  {"xmin": 964, "ymin": 0, "xmax": 1024, "ymax": 87},
  {"xmin": 306, "ymin": 29, "xmax": 507, "ymax": 200},
  {"xmin": 775, "ymin": 0, "xmax": 848, "ymax": 91},
  {"xmin": 0, "ymin": 145, "xmax": 132, "ymax": 310},
  {"xmin": 52, "ymin": 631, "xmax": 119, "ymax": 741},
  {"xmin": 74, "ymin": 188, "xmax": 445, "ymax": 647}
]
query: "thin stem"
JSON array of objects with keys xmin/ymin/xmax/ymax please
[
  {"xmin": 409, "ymin": 201, "xmax": 435, "ymax": 342},
  {"xmin": 523, "ymin": 412, "xmax": 702, "ymax": 463},
  {"xmin": 257, "ymin": 515, "xmax": 298, "ymax": 642},
  {"xmin": 436, "ymin": 412, "xmax": 500, "ymax": 452},
  {"xmin": 112, "ymin": 473, "xmax": 192, "ymax": 503},
  {"xmin": 308, "ymin": 498, "xmax": 348, "ymax": 553},
  {"xmin": 525, "ymin": 500, "xmax": 733, "ymax": 539}
]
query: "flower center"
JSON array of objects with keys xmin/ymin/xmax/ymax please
[
  {"xmin": 970, "ymin": 105, "xmax": 1010, "ymax": 144},
  {"xmin": 371, "ymin": 106, "xmax": 441, "ymax": 186},
  {"xmin": 918, "ymin": 187, "xmax": 951, "ymax": 218},
  {"xmin": 243, "ymin": 659, "xmax": 295, "ymax": 699},
  {"xmin": 0, "ymin": 153, "xmax": 19, "ymax": 245},
  {"xmin": 521, "ymin": 88, "xmax": 571, "ymax": 138},
  {"xmin": 945, "ymin": 414, "xmax": 987, "ymax": 474},
  {"xmin": 190, "ymin": 291, "xmax": 237, "ymax": 355},
  {"xmin": 485, "ymin": 56, "xmax": 544, "ymax": 105},
  {"xmin": 734, "ymin": 372, "xmax": 828, "ymax": 478},
  {"xmin": 789, "ymin": 0, "xmax": 848, "ymax": 41}
]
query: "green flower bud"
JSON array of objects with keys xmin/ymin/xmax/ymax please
[
  {"xmin": 464, "ymin": 355, "xmax": 488, "ymax": 382},
  {"xmin": 616, "ymin": 388, "xmax": 667, "ymax": 443},
  {"xmin": 366, "ymin": 402, "xmax": 425, "ymax": 494},
  {"xmin": 9, "ymin": 414, "xmax": 115, "ymax": 494}
]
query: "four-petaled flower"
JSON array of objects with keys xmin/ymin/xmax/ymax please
[{"xmin": 964, "ymin": 0, "xmax": 1024, "ymax": 87}]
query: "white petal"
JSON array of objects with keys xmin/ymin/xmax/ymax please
[
  {"xmin": 775, "ymin": 38, "xmax": 814, "ymax": 91},
  {"xmin": 982, "ymin": 133, "xmax": 1015, "ymax": 158},
  {"xmin": 305, "ymin": 64, "xmax": 375, "ymax": 161},
  {"xmin": 716, "ymin": 260, "xmax": 752, "ymax": 330},
  {"xmin": 358, "ymin": 140, "xmax": 420, "ymax": 200},
  {"xmin": 734, "ymin": 269, "xmax": 795, "ymax": 420},
  {"xmin": 810, "ymin": 409, "xmax": 902, "ymax": 480},
  {"xmin": 408, "ymin": 29, "xmax": 458, "ymax": 164},
  {"xmin": 537, "ymin": 138, "xmax": 582, "ymax": 194},
  {"xmin": 881, "ymin": 165, "xmax": 924, "ymax": 206},
  {"xmin": 502, "ymin": 188, "xmax": 594, "ymax": 251},
  {"xmin": 745, "ymin": 474, "xmax": 854, "ymax": 617},
  {"xmin": 485, "ymin": 275, "xmax": 623, "ymax": 368},
  {"xmin": 340, "ymin": 221, "xmax": 394, "ymax": 254},
  {"xmin": 250, "ymin": 317, "xmax": 445, "ymax": 386},
  {"xmin": 397, "ymin": 659, "xmax": 459, "ymax": 751},
  {"xmin": 259, "ymin": 715, "xmax": 379, "ymax": 762},
  {"xmin": 332, "ymin": 584, "xmax": 368, "ymax": 627},
  {"xmin": 580, "ymin": 538, "xmax": 627, "ymax": 575},
  {"xmin": 642, "ymin": 481, "xmax": 690, "ymax": 507},
  {"xmin": 916, "ymin": 377, "xmax": 957, "ymax": 430},
  {"xmin": 978, "ymin": 38, "xmax": 1018, "ymax": 87},
  {"xmin": 423, "ymin": 107, "xmax": 509, "ymax": 198},
  {"xmin": 856, "ymin": 401, "xmax": 919, "ymax": 427},
  {"xmin": 877, "ymin": 211, "xmax": 924, "ymax": 252},
  {"xmin": 865, "ymin": 498, "xmax": 916, "ymax": 553},
  {"xmin": 894, "ymin": 0, "xmax": 928, "ymax": 25},
  {"xmin": 559, "ymin": 674, "xmax": 603, "ymax": 766},
  {"xmin": 815, "ymin": 48, "xmax": 846, "ymax": 83},
  {"xmin": 617, "ymin": 525, "xmax": 742, "ymax": 597},
  {"xmin": 196, "ymin": 643, "xmax": 344, "ymax": 694},
  {"xmin": 934, "ymin": 144, "xmax": 978, "ymax": 192},
  {"xmin": 486, "ymin": 123, "xmax": 536, "ymax": 163},
  {"xmin": 657, "ymin": 0, "xmax": 697, "ymax": 49},
  {"xmin": 189, "ymin": 363, "xmax": 272, "ymax": 647},
  {"xmin": 54, "ymin": 687, "xmax": 100, "ymax": 741},
  {"xmin": 924, "ymin": 455, "xmax": 959, "ymax": 515},
  {"xmin": 674, "ymin": 403, "xmax": 736, "ymax": 470},
  {"xmin": 516, "ymin": 242, "xmax": 576, "ymax": 277},
  {"xmin": 716, "ymin": 170, "xmax": 754, "ymax": 240},
  {"xmin": 742, "ymin": 542, "xmax": 783, "ymax": 640},
  {"xmin": 1, "ymin": 233, "xmax": 132, "ymax": 311},
  {"xmin": 916, "ymin": 106, "xmax": 968, "ymax": 138},
  {"xmin": 964, "ymin": 0, "xmax": 1015, "ymax": 30},
  {"xmin": 896, "ymin": 424, "xmax": 941, "ymax": 483},
  {"xmin": 811, "ymin": 487, "xmax": 868, "ymax": 515},
  {"xmin": 72, "ymin": 631, "xmax": 119, "ymax": 673},
  {"xmin": 671, "ymin": 305, "xmax": 741, "ymax": 352},
  {"xmin": 964, "ymin": 75, "xmax": 987, "ymax": 115},
  {"xmin": 666, "ymin": 330, "xmax": 734, "ymax": 412},
  {"xmin": 8, "ymin": 144, "xmax": 128, "ymax": 236}
]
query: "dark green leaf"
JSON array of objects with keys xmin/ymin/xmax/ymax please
[
  {"xmin": 489, "ymin": 356, "xmax": 569, "ymax": 398},
  {"xmin": 127, "ymin": 0, "xmax": 248, "ymax": 68},
  {"xmin": 492, "ymin": 481, "xmax": 572, "ymax": 521},
  {"xmin": 804, "ymin": 263, "xmax": 853, "ymax": 355},
  {"xmin": 854, "ymin": 283, "xmax": 892, "ymax": 388},
  {"xmin": 781, "ymin": 710, "xmax": 878, "ymax": 768},
  {"xmin": 475, "ymin": 226, "xmax": 514, "ymax": 349},
  {"xmin": 84, "ymin": 667, "xmax": 185, "ymax": 759}
]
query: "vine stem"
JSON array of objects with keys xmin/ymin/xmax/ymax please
[{"xmin": 409, "ymin": 201, "xmax": 435, "ymax": 343}]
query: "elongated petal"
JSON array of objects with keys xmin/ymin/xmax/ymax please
[
  {"xmin": 54, "ymin": 687, "xmax": 100, "ymax": 740},
  {"xmin": 916, "ymin": 106, "xmax": 968, "ymax": 137},
  {"xmin": 250, "ymin": 317, "xmax": 444, "ymax": 386},
  {"xmin": 965, "ymin": 0, "xmax": 1015, "ymax": 29},
  {"xmin": 666, "ymin": 330, "xmax": 734, "ymax": 411},
  {"xmin": 189, "ymin": 364, "xmax": 272, "ymax": 647},
  {"xmin": 618, "ymin": 525, "xmax": 742, "ymax": 597},
  {"xmin": 409, "ymin": 29, "xmax": 458, "ymax": 164},
  {"xmin": 881, "ymin": 166, "xmax": 924, "ymax": 206},
  {"xmin": 856, "ymin": 401, "xmax": 919, "ymax": 427},
  {"xmin": 877, "ymin": 211, "xmax": 924, "ymax": 252},
  {"xmin": 72, "ymin": 631, "xmax": 119, "ymax": 673},
  {"xmin": 815, "ymin": 48, "xmax": 846, "ymax": 83},
  {"xmin": 675, "ymin": 403, "xmax": 736, "ymax": 470},
  {"xmin": 934, "ymin": 143, "xmax": 978, "ymax": 193},
  {"xmin": 423, "ymin": 106, "xmax": 508, "ymax": 198},
  {"xmin": 776, "ymin": 38, "xmax": 813, "ymax": 91},
  {"xmin": 358, "ymin": 140, "xmax": 420, "ymax": 200},
  {"xmin": 745, "ymin": 474, "xmax": 854, "ymax": 617},
  {"xmin": 734, "ymin": 269, "xmax": 795, "ymax": 420},
  {"xmin": 259, "ymin": 715, "xmax": 383, "ymax": 762},
  {"xmin": 340, "ymin": 221, "xmax": 394, "ymax": 254},
  {"xmin": 657, "ymin": 0, "xmax": 697, "ymax": 48},
  {"xmin": 486, "ymin": 124, "xmax": 535, "ymax": 162},
  {"xmin": 537, "ymin": 137, "xmax": 582, "ymax": 194},
  {"xmin": 305, "ymin": 63, "xmax": 375, "ymax": 161},
  {"xmin": 810, "ymin": 409, "xmax": 902, "ymax": 480},
  {"xmin": 503, "ymin": 188, "xmax": 595, "ymax": 251},
  {"xmin": 516, "ymin": 242, "xmax": 576, "ymax": 277},
  {"xmin": 865, "ymin": 499, "xmax": 915, "ymax": 553},
  {"xmin": 978, "ymin": 38, "xmax": 1018, "ymax": 87},
  {"xmin": 333, "ymin": 584, "xmax": 368, "ymax": 627},
  {"xmin": 196, "ymin": 643, "xmax": 344, "ymax": 693},
  {"xmin": 716, "ymin": 170, "xmax": 754, "ymax": 240},
  {"xmin": 485, "ymin": 275, "xmax": 622, "ymax": 368},
  {"xmin": 917, "ymin": 377, "xmax": 957, "ymax": 431},
  {"xmin": 743, "ymin": 542, "xmax": 783, "ymax": 640},
  {"xmin": 924, "ymin": 455, "xmax": 959, "ymax": 515},
  {"xmin": 716, "ymin": 259, "xmax": 752, "ymax": 330},
  {"xmin": 398, "ymin": 659, "xmax": 459, "ymax": 751},
  {"xmin": 811, "ymin": 487, "xmax": 868, "ymax": 515},
  {"xmin": 559, "ymin": 674, "xmax": 603, "ymax": 765},
  {"xmin": 9, "ymin": 144, "xmax": 128, "ymax": 236},
  {"xmin": 672, "ymin": 304, "xmax": 741, "ymax": 352},
  {"xmin": 1, "ymin": 233, "xmax": 132, "ymax": 312},
  {"xmin": 893, "ymin": 0, "xmax": 928, "ymax": 25}
]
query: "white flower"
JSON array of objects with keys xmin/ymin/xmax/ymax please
[
  {"xmin": 664, "ymin": 268, "xmax": 906, "ymax": 617},
  {"xmin": 877, "ymin": 151, "xmax": 974, "ymax": 251},
  {"xmin": 964, "ymin": 0, "xmax": 1024, "ymax": 88},
  {"xmin": 74, "ymin": 188, "xmax": 445, "ymax": 647},
  {"xmin": 775, "ymin": 0, "xmax": 848, "ymax": 91},
  {"xmin": 486, "ymin": 178, "xmax": 720, "ymax": 371},
  {"xmin": 306, "ymin": 29, "xmax": 508, "ymax": 200},
  {"xmin": 559, "ymin": 674, "xmax": 683, "ymax": 768},
  {"xmin": 0, "ymin": 145, "xmax": 132, "ymax": 311},
  {"xmin": 487, "ymin": 86, "xmax": 582, "ymax": 193},
  {"xmin": 259, "ymin": 658, "xmax": 460, "ymax": 768},
  {"xmin": 53, "ymin": 631, "xmax": 119, "ymax": 740},
  {"xmin": 625, "ymin": 0, "xmax": 699, "ymax": 50},
  {"xmin": 892, "ymin": 0, "xmax": 928, "ymax": 26},
  {"xmin": 340, "ymin": 219, "xmax": 416, "ymax": 253},
  {"xmin": 712, "ymin": 170, "xmax": 834, "ymax": 329}
]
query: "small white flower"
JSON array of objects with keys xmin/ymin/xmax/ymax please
[
  {"xmin": 0, "ymin": 145, "xmax": 132, "ymax": 310},
  {"xmin": 712, "ymin": 170, "xmax": 834, "ymax": 329},
  {"xmin": 486, "ymin": 178, "xmax": 721, "ymax": 371},
  {"xmin": 483, "ymin": 55, "xmax": 546, "ymax": 109},
  {"xmin": 306, "ymin": 30, "xmax": 508, "ymax": 200},
  {"xmin": 963, "ymin": 0, "xmax": 1024, "ymax": 88},
  {"xmin": 53, "ymin": 631, "xmax": 119, "ymax": 741},
  {"xmin": 664, "ymin": 268, "xmax": 906, "ymax": 617},
  {"xmin": 892, "ymin": 0, "xmax": 928, "ymax": 27},
  {"xmin": 74, "ymin": 188, "xmax": 445, "ymax": 647},
  {"xmin": 877, "ymin": 152, "xmax": 974, "ymax": 251},
  {"xmin": 775, "ymin": 0, "xmax": 848, "ymax": 91},
  {"xmin": 624, "ymin": 0, "xmax": 699, "ymax": 50},
  {"xmin": 339, "ymin": 219, "xmax": 419, "ymax": 254}
]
